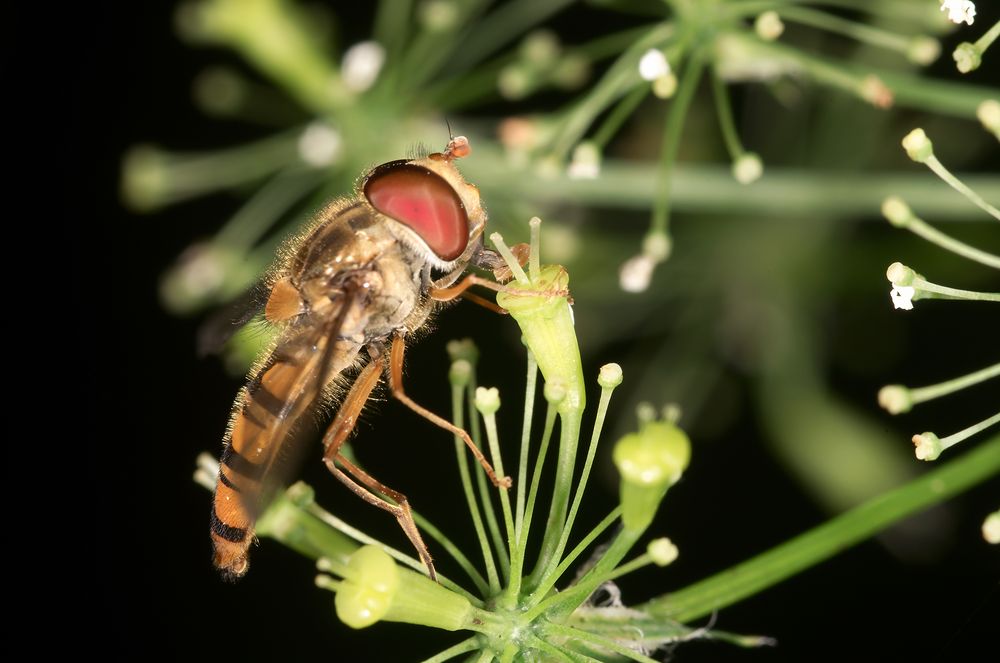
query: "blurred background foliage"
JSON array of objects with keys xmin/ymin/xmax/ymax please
[{"xmin": 100, "ymin": 1, "xmax": 998, "ymax": 660}]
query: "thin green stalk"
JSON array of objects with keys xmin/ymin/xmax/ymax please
[
  {"xmin": 912, "ymin": 277, "xmax": 1000, "ymax": 303},
  {"xmin": 642, "ymin": 435, "xmax": 1000, "ymax": 622},
  {"xmin": 514, "ymin": 403, "xmax": 559, "ymax": 594},
  {"xmin": 412, "ymin": 510, "xmax": 489, "ymax": 597},
  {"xmin": 937, "ymin": 412, "xmax": 1000, "ymax": 453},
  {"xmin": 468, "ymin": 378, "xmax": 511, "ymax": 578},
  {"xmin": 603, "ymin": 552, "xmax": 654, "ymax": 582},
  {"xmin": 531, "ymin": 386, "xmax": 617, "ymax": 597},
  {"xmin": 711, "ymin": 66, "xmax": 743, "ymax": 161},
  {"xmin": 975, "ymin": 20, "xmax": 1000, "ymax": 52},
  {"xmin": 527, "ymin": 507, "xmax": 622, "ymax": 608},
  {"xmin": 898, "ymin": 213, "xmax": 1000, "ymax": 269},
  {"xmin": 532, "ymin": 526, "xmax": 643, "ymax": 620},
  {"xmin": 440, "ymin": 0, "xmax": 577, "ymax": 81},
  {"xmin": 909, "ymin": 362, "xmax": 1000, "ymax": 405},
  {"xmin": 373, "ymin": 0, "xmax": 414, "ymax": 62},
  {"xmin": 214, "ymin": 167, "xmax": 326, "ymax": 250},
  {"xmin": 650, "ymin": 47, "xmax": 707, "ymax": 234},
  {"xmin": 541, "ymin": 622, "xmax": 660, "ymax": 663},
  {"xmin": 591, "ymin": 86, "xmax": 649, "ymax": 149},
  {"xmin": 506, "ymin": 352, "xmax": 539, "ymax": 604},
  {"xmin": 480, "ymin": 409, "xmax": 518, "ymax": 578},
  {"xmin": 453, "ymin": 382, "xmax": 502, "ymax": 593},
  {"xmin": 419, "ymin": 637, "xmax": 482, "ymax": 663},
  {"xmin": 778, "ymin": 6, "xmax": 913, "ymax": 55},
  {"xmin": 547, "ymin": 22, "xmax": 675, "ymax": 161},
  {"xmin": 924, "ymin": 155, "xmax": 1000, "ymax": 221},
  {"xmin": 526, "ymin": 634, "xmax": 592, "ymax": 663}
]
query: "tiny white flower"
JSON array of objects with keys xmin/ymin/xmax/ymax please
[
  {"xmin": 940, "ymin": 0, "xmax": 976, "ymax": 25},
  {"xmin": 638, "ymin": 49, "xmax": 670, "ymax": 81},
  {"xmin": 298, "ymin": 122, "xmax": 342, "ymax": 167},
  {"xmin": 890, "ymin": 285, "xmax": 916, "ymax": 310},
  {"xmin": 341, "ymin": 41, "xmax": 386, "ymax": 92},
  {"xmin": 619, "ymin": 254, "xmax": 656, "ymax": 293}
]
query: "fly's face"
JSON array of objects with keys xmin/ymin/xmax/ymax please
[{"xmin": 362, "ymin": 136, "xmax": 487, "ymax": 278}]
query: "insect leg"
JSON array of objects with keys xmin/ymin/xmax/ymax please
[
  {"xmin": 328, "ymin": 452, "xmax": 436, "ymax": 581},
  {"xmin": 388, "ymin": 332, "xmax": 512, "ymax": 489},
  {"xmin": 428, "ymin": 274, "xmax": 503, "ymax": 302},
  {"xmin": 318, "ymin": 355, "xmax": 436, "ymax": 579}
]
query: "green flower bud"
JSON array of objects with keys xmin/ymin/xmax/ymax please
[
  {"xmin": 335, "ymin": 546, "xmax": 400, "ymax": 629},
  {"xmin": 912, "ymin": 432, "xmax": 942, "ymax": 461},
  {"xmin": 647, "ymin": 537, "xmax": 679, "ymax": 566},
  {"xmin": 878, "ymin": 385, "xmax": 912, "ymax": 415},
  {"xmin": 613, "ymin": 420, "xmax": 691, "ymax": 532},
  {"xmin": 449, "ymin": 359, "xmax": 473, "ymax": 388},
  {"xmin": 881, "ymin": 196, "xmax": 912, "ymax": 227},
  {"xmin": 952, "ymin": 42, "xmax": 981, "ymax": 73},
  {"xmin": 598, "ymin": 363, "xmax": 623, "ymax": 389},
  {"xmin": 901, "ymin": 128, "xmax": 933, "ymax": 163},
  {"xmin": 474, "ymin": 386, "xmax": 501, "ymax": 415}
]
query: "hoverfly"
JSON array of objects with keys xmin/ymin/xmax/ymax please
[{"xmin": 211, "ymin": 136, "xmax": 513, "ymax": 581}]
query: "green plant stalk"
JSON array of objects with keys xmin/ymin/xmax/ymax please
[
  {"xmin": 911, "ymin": 277, "xmax": 1000, "ymax": 303},
  {"xmin": 541, "ymin": 621, "xmax": 660, "ymax": 663},
  {"xmin": 727, "ymin": 0, "xmax": 938, "ymax": 23},
  {"xmin": 777, "ymin": 6, "xmax": 913, "ymax": 54},
  {"xmin": 513, "ymin": 402, "xmax": 559, "ymax": 595},
  {"xmin": 711, "ymin": 66, "xmax": 744, "ymax": 161},
  {"xmin": 547, "ymin": 22, "xmax": 675, "ymax": 161},
  {"xmin": 651, "ymin": 47, "xmax": 707, "ymax": 234},
  {"xmin": 592, "ymin": 85, "xmax": 649, "ymax": 149},
  {"xmin": 479, "ymin": 409, "xmax": 518, "ymax": 576},
  {"xmin": 419, "ymin": 636, "xmax": 481, "ymax": 663},
  {"xmin": 504, "ymin": 352, "xmax": 540, "ymax": 605},
  {"xmin": 496, "ymin": 263, "xmax": 586, "ymax": 590},
  {"xmin": 641, "ymin": 434, "xmax": 1000, "ymax": 622},
  {"xmin": 937, "ymin": 412, "xmax": 1000, "ymax": 452},
  {"xmin": 731, "ymin": 34, "xmax": 995, "ymax": 117},
  {"xmin": 923, "ymin": 155, "xmax": 1000, "ymax": 222},
  {"xmin": 899, "ymin": 213, "xmax": 1000, "ymax": 269},
  {"xmin": 909, "ymin": 362, "xmax": 1000, "ymax": 405},
  {"xmin": 530, "ymin": 385, "xmax": 618, "ymax": 600},
  {"xmin": 467, "ymin": 375, "xmax": 511, "ymax": 578},
  {"xmin": 373, "ymin": 0, "xmax": 414, "ymax": 63},
  {"xmin": 411, "ymin": 510, "xmax": 489, "ymax": 597},
  {"xmin": 451, "ymin": 382, "xmax": 501, "ymax": 594},
  {"xmin": 975, "ymin": 20, "xmax": 1000, "ymax": 52}
]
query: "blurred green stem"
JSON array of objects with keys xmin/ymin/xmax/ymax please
[{"xmin": 640, "ymin": 434, "xmax": 1000, "ymax": 622}]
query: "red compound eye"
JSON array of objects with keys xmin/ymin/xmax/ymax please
[{"xmin": 364, "ymin": 163, "xmax": 470, "ymax": 261}]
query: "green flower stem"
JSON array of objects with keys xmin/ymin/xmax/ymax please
[
  {"xmin": 467, "ymin": 377, "xmax": 511, "ymax": 579},
  {"xmin": 187, "ymin": 0, "xmax": 349, "ymax": 114},
  {"xmin": 419, "ymin": 637, "xmax": 481, "ymax": 663},
  {"xmin": 541, "ymin": 622, "xmax": 660, "ymax": 663},
  {"xmin": 373, "ymin": 0, "xmax": 413, "ymax": 62},
  {"xmin": 922, "ymin": 155, "xmax": 1000, "ymax": 222},
  {"xmin": 650, "ymin": 47, "xmax": 707, "ymax": 235},
  {"xmin": 591, "ymin": 86, "xmax": 649, "ymax": 150},
  {"xmin": 531, "ymin": 527, "xmax": 644, "ymax": 621},
  {"xmin": 711, "ymin": 66, "xmax": 744, "ymax": 161},
  {"xmin": 479, "ymin": 407, "xmax": 518, "ymax": 575},
  {"xmin": 975, "ymin": 20, "xmax": 1000, "ymax": 52},
  {"xmin": 464, "ymin": 152, "xmax": 1000, "ymax": 219},
  {"xmin": 547, "ymin": 22, "xmax": 675, "ymax": 161},
  {"xmin": 938, "ymin": 412, "xmax": 1000, "ymax": 453},
  {"xmin": 122, "ymin": 130, "xmax": 303, "ymax": 210},
  {"xmin": 731, "ymin": 34, "xmax": 995, "ymax": 117},
  {"xmin": 888, "ymin": 203, "xmax": 1000, "ymax": 269},
  {"xmin": 603, "ymin": 551, "xmax": 654, "ymax": 582},
  {"xmin": 434, "ymin": 0, "xmax": 576, "ymax": 83},
  {"xmin": 776, "ymin": 6, "xmax": 914, "ymax": 55},
  {"xmin": 505, "ymin": 351, "xmax": 540, "ymax": 605},
  {"xmin": 728, "ymin": 0, "xmax": 935, "ymax": 23},
  {"xmin": 527, "ymin": 507, "xmax": 622, "ymax": 608},
  {"xmin": 214, "ymin": 167, "xmax": 326, "ymax": 251},
  {"xmin": 910, "ymin": 276, "xmax": 1000, "ymax": 303},
  {"xmin": 451, "ymin": 381, "xmax": 501, "ymax": 594},
  {"xmin": 513, "ymin": 402, "xmax": 559, "ymax": 592},
  {"xmin": 531, "ymin": 382, "xmax": 619, "ymax": 599},
  {"xmin": 641, "ymin": 434, "xmax": 1000, "ymax": 622},
  {"xmin": 525, "ymin": 634, "xmax": 583, "ymax": 662},
  {"xmin": 410, "ymin": 511, "xmax": 489, "ymax": 598},
  {"xmin": 909, "ymin": 362, "xmax": 1000, "ymax": 406}
]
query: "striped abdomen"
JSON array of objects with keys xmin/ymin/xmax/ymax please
[{"xmin": 211, "ymin": 337, "xmax": 355, "ymax": 580}]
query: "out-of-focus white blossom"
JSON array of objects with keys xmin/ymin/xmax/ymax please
[
  {"xmin": 638, "ymin": 49, "xmax": 670, "ymax": 81},
  {"xmin": 341, "ymin": 41, "xmax": 386, "ymax": 92}
]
